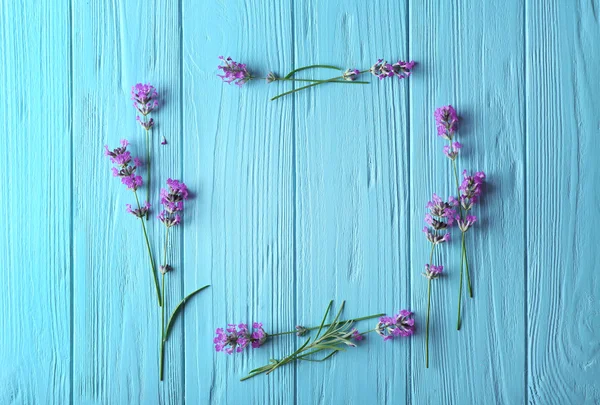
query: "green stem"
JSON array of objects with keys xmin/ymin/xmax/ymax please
[
  {"xmin": 133, "ymin": 190, "xmax": 162, "ymax": 307},
  {"xmin": 145, "ymin": 128, "xmax": 150, "ymax": 220},
  {"xmin": 463, "ymin": 234, "xmax": 473, "ymax": 297},
  {"xmin": 268, "ymin": 313, "xmax": 384, "ymax": 337},
  {"xmin": 274, "ymin": 78, "xmax": 368, "ymax": 84},
  {"xmin": 159, "ymin": 273, "xmax": 165, "ymax": 381},
  {"xmin": 270, "ymin": 69, "xmax": 371, "ymax": 101},
  {"xmin": 283, "ymin": 64, "xmax": 341, "ymax": 79},
  {"xmin": 159, "ymin": 226, "xmax": 170, "ymax": 381},
  {"xmin": 425, "ymin": 243, "xmax": 435, "ymax": 369},
  {"xmin": 457, "ymin": 231, "xmax": 465, "ymax": 330}
]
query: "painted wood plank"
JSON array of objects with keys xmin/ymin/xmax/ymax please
[
  {"xmin": 0, "ymin": 1, "xmax": 72, "ymax": 403},
  {"xmin": 181, "ymin": 1, "xmax": 297, "ymax": 403},
  {"xmin": 71, "ymin": 1, "xmax": 184, "ymax": 403},
  {"xmin": 409, "ymin": 1, "xmax": 526, "ymax": 404},
  {"xmin": 293, "ymin": 2, "xmax": 411, "ymax": 404},
  {"xmin": 526, "ymin": 1, "xmax": 600, "ymax": 403}
]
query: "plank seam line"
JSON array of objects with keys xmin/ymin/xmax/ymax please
[
  {"xmin": 406, "ymin": 1, "xmax": 412, "ymax": 404},
  {"xmin": 291, "ymin": 0, "xmax": 298, "ymax": 403},
  {"xmin": 523, "ymin": 1, "xmax": 529, "ymax": 404},
  {"xmin": 69, "ymin": 0, "xmax": 75, "ymax": 402}
]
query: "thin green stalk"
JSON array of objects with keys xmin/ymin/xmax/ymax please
[
  {"xmin": 268, "ymin": 313, "xmax": 384, "ymax": 337},
  {"xmin": 274, "ymin": 78, "xmax": 368, "ymax": 84},
  {"xmin": 283, "ymin": 64, "xmax": 341, "ymax": 79},
  {"xmin": 463, "ymin": 235, "xmax": 473, "ymax": 297},
  {"xmin": 270, "ymin": 69, "xmax": 371, "ymax": 101},
  {"xmin": 159, "ymin": 226, "xmax": 169, "ymax": 381},
  {"xmin": 425, "ymin": 243, "xmax": 435, "ymax": 369},
  {"xmin": 145, "ymin": 128, "xmax": 150, "ymax": 220},
  {"xmin": 159, "ymin": 274, "xmax": 165, "ymax": 381},
  {"xmin": 133, "ymin": 190, "xmax": 162, "ymax": 307},
  {"xmin": 457, "ymin": 231, "xmax": 465, "ymax": 330}
]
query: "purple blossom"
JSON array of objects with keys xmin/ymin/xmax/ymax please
[
  {"xmin": 423, "ymin": 227, "xmax": 451, "ymax": 245},
  {"xmin": 266, "ymin": 72, "xmax": 277, "ymax": 84},
  {"xmin": 434, "ymin": 105, "xmax": 458, "ymax": 140},
  {"xmin": 131, "ymin": 83, "xmax": 159, "ymax": 127},
  {"xmin": 457, "ymin": 214, "xmax": 477, "ymax": 232},
  {"xmin": 370, "ymin": 59, "xmax": 415, "ymax": 80},
  {"xmin": 443, "ymin": 141, "xmax": 462, "ymax": 160},
  {"xmin": 376, "ymin": 310, "xmax": 415, "ymax": 340},
  {"xmin": 423, "ymin": 194, "xmax": 457, "ymax": 242},
  {"xmin": 343, "ymin": 68, "xmax": 360, "ymax": 81},
  {"xmin": 105, "ymin": 139, "xmax": 144, "ymax": 192},
  {"xmin": 159, "ymin": 264, "xmax": 172, "ymax": 274},
  {"xmin": 161, "ymin": 136, "xmax": 167, "ymax": 145},
  {"xmin": 214, "ymin": 322, "xmax": 267, "ymax": 354},
  {"xmin": 126, "ymin": 201, "xmax": 151, "ymax": 218},
  {"xmin": 295, "ymin": 325, "xmax": 309, "ymax": 337},
  {"xmin": 158, "ymin": 178, "xmax": 189, "ymax": 228},
  {"xmin": 459, "ymin": 170, "xmax": 486, "ymax": 210},
  {"xmin": 351, "ymin": 328, "xmax": 364, "ymax": 341},
  {"xmin": 423, "ymin": 264, "xmax": 444, "ymax": 280},
  {"xmin": 217, "ymin": 56, "xmax": 253, "ymax": 87}
]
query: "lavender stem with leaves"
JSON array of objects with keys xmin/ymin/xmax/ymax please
[
  {"xmin": 422, "ymin": 193, "xmax": 457, "ymax": 367},
  {"xmin": 434, "ymin": 106, "xmax": 486, "ymax": 330},
  {"xmin": 217, "ymin": 56, "xmax": 415, "ymax": 101}
]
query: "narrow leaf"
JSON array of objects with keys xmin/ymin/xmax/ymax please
[
  {"xmin": 165, "ymin": 285, "xmax": 210, "ymax": 340},
  {"xmin": 284, "ymin": 64, "xmax": 341, "ymax": 79}
]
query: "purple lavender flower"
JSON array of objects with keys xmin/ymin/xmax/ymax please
[
  {"xmin": 423, "ymin": 193, "xmax": 457, "ymax": 243},
  {"xmin": 159, "ymin": 264, "xmax": 172, "ymax": 274},
  {"xmin": 391, "ymin": 60, "xmax": 415, "ymax": 79},
  {"xmin": 217, "ymin": 56, "xmax": 253, "ymax": 87},
  {"xmin": 457, "ymin": 215, "xmax": 477, "ymax": 232},
  {"xmin": 443, "ymin": 141, "xmax": 462, "ymax": 160},
  {"xmin": 371, "ymin": 59, "xmax": 415, "ymax": 80},
  {"xmin": 126, "ymin": 201, "xmax": 151, "ymax": 218},
  {"xmin": 434, "ymin": 105, "xmax": 458, "ymax": 140},
  {"xmin": 266, "ymin": 72, "xmax": 277, "ymax": 84},
  {"xmin": 161, "ymin": 136, "xmax": 167, "ymax": 145},
  {"xmin": 214, "ymin": 322, "xmax": 267, "ymax": 354},
  {"xmin": 375, "ymin": 310, "xmax": 415, "ymax": 340},
  {"xmin": 459, "ymin": 170, "xmax": 486, "ymax": 210},
  {"xmin": 136, "ymin": 116, "xmax": 154, "ymax": 130},
  {"xmin": 295, "ymin": 325, "xmax": 309, "ymax": 337},
  {"xmin": 343, "ymin": 68, "xmax": 360, "ymax": 81},
  {"xmin": 423, "ymin": 227, "xmax": 451, "ymax": 245},
  {"xmin": 105, "ymin": 139, "xmax": 144, "ymax": 192},
  {"xmin": 351, "ymin": 328, "xmax": 364, "ymax": 341},
  {"xmin": 158, "ymin": 178, "xmax": 189, "ymax": 227},
  {"xmin": 131, "ymin": 83, "xmax": 159, "ymax": 119},
  {"xmin": 423, "ymin": 264, "xmax": 443, "ymax": 280}
]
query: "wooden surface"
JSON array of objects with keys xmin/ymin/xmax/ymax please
[{"xmin": 0, "ymin": 0, "xmax": 599, "ymax": 403}]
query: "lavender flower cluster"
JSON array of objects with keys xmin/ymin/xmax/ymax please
[
  {"xmin": 131, "ymin": 83, "xmax": 159, "ymax": 130},
  {"xmin": 369, "ymin": 59, "xmax": 415, "ymax": 80},
  {"xmin": 214, "ymin": 323, "xmax": 267, "ymax": 354},
  {"xmin": 375, "ymin": 310, "xmax": 415, "ymax": 341},
  {"xmin": 104, "ymin": 140, "xmax": 144, "ymax": 192},
  {"xmin": 158, "ymin": 179, "xmax": 189, "ymax": 228},
  {"xmin": 422, "ymin": 193, "xmax": 458, "ymax": 245}
]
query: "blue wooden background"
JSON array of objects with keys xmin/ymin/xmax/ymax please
[{"xmin": 1, "ymin": 0, "xmax": 599, "ymax": 403}]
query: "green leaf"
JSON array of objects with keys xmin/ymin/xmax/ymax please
[
  {"xmin": 284, "ymin": 64, "xmax": 341, "ymax": 79},
  {"xmin": 164, "ymin": 285, "xmax": 210, "ymax": 341},
  {"xmin": 315, "ymin": 301, "xmax": 333, "ymax": 339}
]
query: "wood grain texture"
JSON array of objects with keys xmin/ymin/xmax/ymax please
[
  {"xmin": 1, "ymin": 0, "xmax": 600, "ymax": 403},
  {"xmin": 181, "ymin": 1, "xmax": 296, "ymax": 403},
  {"xmin": 72, "ymin": 0, "xmax": 183, "ymax": 403},
  {"xmin": 292, "ymin": 1, "xmax": 411, "ymax": 404},
  {"xmin": 409, "ymin": 0, "xmax": 526, "ymax": 403},
  {"xmin": 0, "ymin": 1, "xmax": 72, "ymax": 403},
  {"xmin": 526, "ymin": 1, "xmax": 600, "ymax": 403}
]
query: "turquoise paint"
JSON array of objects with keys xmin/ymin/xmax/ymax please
[{"xmin": 0, "ymin": 0, "xmax": 598, "ymax": 403}]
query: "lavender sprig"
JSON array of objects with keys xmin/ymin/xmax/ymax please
[
  {"xmin": 105, "ymin": 140, "xmax": 162, "ymax": 306},
  {"xmin": 434, "ymin": 105, "xmax": 486, "ymax": 330},
  {"xmin": 217, "ymin": 57, "xmax": 415, "ymax": 101},
  {"xmin": 422, "ymin": 193, "xmax": 455, "ymax": 368},
  {"xmin": 131, "ymin": 83, "xmax": 159, "ymax": 218},
  {"xmin": 240, "ymin": 301, "xmax": 359, "ymax": 381}
]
